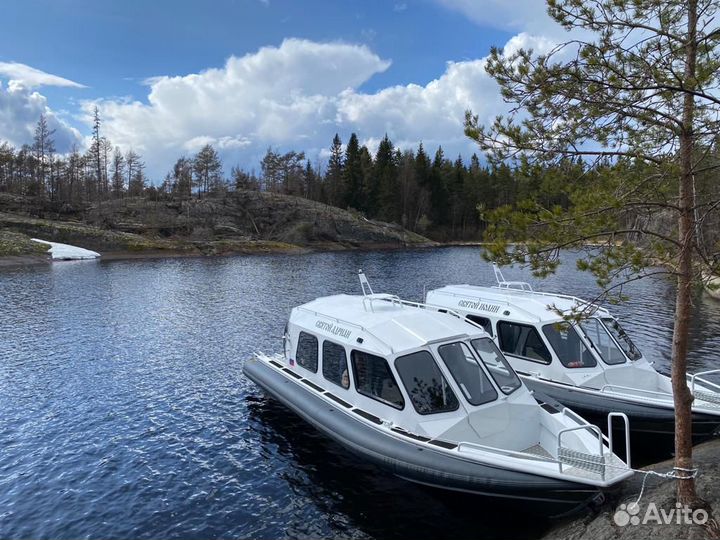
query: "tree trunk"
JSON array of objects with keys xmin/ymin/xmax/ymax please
[{"xmin": 672, "ymin": 0, "xmax": 699, "ymax": 506}]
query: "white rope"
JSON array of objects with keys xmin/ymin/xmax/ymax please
[{"xmin": 632, "ymin": 467, "xmax": 698, "ymax": 506}]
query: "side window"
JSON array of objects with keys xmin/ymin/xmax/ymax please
[
  {"xmin": 466, "ymin": 315, "xmax": 493, "ymax": 337},
  {"xmin": 395, "ymin": 351, "xmax": 459, "ymax": 415},
  {"xmin": 296, "ymin": 331, "xmax": 318, "ymax": 373},
  {"xmin": 351, "ymin": 350, "xmax": 404, "ymax": 409},
  {"xmin": 542, "ymin": 322, "xmax": 597, "ymax": 368},
  {"xmin": 438, "ymin": 342, "xmax": 498, "ymax": 406},
  {"xmin": 322, "ymin": 340, "xmax": 349, "ymax": 389},
  {"xmin": 497, "ymin": 322, "xmax": 552, "ymax": 364}
]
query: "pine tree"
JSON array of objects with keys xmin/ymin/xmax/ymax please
[
  {"xmin": 428, "ymin": 147, "xmax": 450, "ymax": 228},
  {"xmin": 373, "ymin": 135, "xmax": 400, "ymax": 222},
  {"xmin": 358, "ymin": 145, "xmax": 374, "ymax": 215},
  {"xmin": 466, "ymin": 0, "xmax": 719, "ymax": 504},
  {"xmin": 325, "ymin": 134, "xmax": 345, "ymax": 206},
  {"xmin": 303, "ymin": 160, "xmax": 320, "ymax": 201},
  {"xmin": 343, "ymin": 133, "xmax": 364, "ymax": 210},
  {"xmin": 193, "ymin": 144, "xmax": 223, "ymax": 197},
  {"xmin": 91, "ymin": 107, "xmax": 103, "ymax": 199},
  {"xmin": 32, "ymin": 114, "xmax": 55, "ymax": 199},
  {"xmin": 231, "ymin": 165, "xmax": 259, "ymax": 191},
  {"xmin": 172, "ymin": 157, "xmax": 194, "ymax": 198},
  {"xmin": 111, "ymin": 147, "xmax": 125, "ymax": 198},
  {"xmin": 125, "ymin": 150, "xmax": 142, "ymax": 197}
]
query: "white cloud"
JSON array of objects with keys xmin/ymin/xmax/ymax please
[
  {"xmin": 86, "ymin": 34, "xmax": 557, "ymax": 179},
  {"xmin": 87, "ymin": 38, "xmax": 392, "ymax": 176},
  {"xmin": 0, "ymin": 80, "xmax": 83, "ymax": 152},
  {"xmin": 0, "ymin": 62, "xmax": 86, "ymax": 88},
  {"xmin": 433, "ymin": 0, "xmax": 560, "ymax": 36}
]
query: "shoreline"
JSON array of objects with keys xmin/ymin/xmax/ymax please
[{"xmin": 0, "ymin": 240, "xmax": 453, "ymax": 268}]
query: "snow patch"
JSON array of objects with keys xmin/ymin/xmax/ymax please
[{"xmin": 31, "ymin": 239, "xmax": 101, "ymax": 260}]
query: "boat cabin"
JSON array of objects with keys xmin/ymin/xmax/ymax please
[
  {"xmin": 426, "ymin": 282, "xmax": 662, "ymax": 392},
  {"xmin": 281, "ymin": 292, "xmax": 551, "ymax": 448}
]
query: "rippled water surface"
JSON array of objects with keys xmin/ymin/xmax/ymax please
[{"xmin": 1, "ymin": 248, "xmax": 719, "ymax": 540}]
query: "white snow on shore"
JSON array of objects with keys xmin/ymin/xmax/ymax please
[{"xmin": 31, "ymin": 239, "xmax": 101, "ymax": 261}]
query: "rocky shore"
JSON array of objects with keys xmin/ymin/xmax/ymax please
[
  {"xmin": 0, "ymin": 191, "xmax": 435, "ymax": 266},
  {"xmin": 542, "ymin": 438, "xmax": 720, "ymax": 540}
]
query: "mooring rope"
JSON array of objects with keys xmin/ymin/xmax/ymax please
[{"xmin": 631, "ymin": 466, "xmax": 699, "ymax": 506}]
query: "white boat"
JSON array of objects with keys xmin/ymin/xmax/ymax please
[
  {"xmin": 426, "ymin": 265, "xmax": 720, "ymax": 453},
  {"xmin": 244, "ymin": 272, "xmax": 633, "ymax": 516}
]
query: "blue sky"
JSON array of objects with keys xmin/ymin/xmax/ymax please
[{"xmin": 0, "ymin": 0, "xmax": 558, "ymax": 179}]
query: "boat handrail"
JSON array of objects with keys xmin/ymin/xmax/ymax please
[
  {"xmin": 689, "ymin": 370, "xmax": 720, "ymax": 406},
  {"xmin": 557, "ymin": 424, "xmax": 605, "ymax": 479},
  {"xmin": 690, "ymin": 369, "xmax": 720, "ymax": 393},
  {"xmin": 490, "ymin": 287, "xmax": 611, "ymax": 316},
  {"xmin": 362, "ymin": 295, "xmax": 483, "ymax": 330},
  {"xmin": 456, "ymin": 441, "xmax": 557, "ymax": 463},
  {"xmin": 561, "ymin": 408, "xmax": 612, "ymax": 447},
  {"xmin": 493, "ymin": 264, "xmax": 534, "ymax": 291},
  {"xmin": 608, "ymin": 412, "xmax": 632, "ymax": 469},
  {"xmin": 294, "ymin": 306, "xmax": 396, "ymax": 354},
  {"xmin": 361, "ymin": 294, "xmax": 401, "ymax": 312},
  {"xmin": 599, "ymin": 384, "xmax": 673, "ymax": 400}
]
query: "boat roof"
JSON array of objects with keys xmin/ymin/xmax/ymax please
[
  {"xmin": 290, "ymin": 293, "xmax": 485, "ymax": 356},
  {"xmin": 427, "ymin": 284, "xmax": 610, "ymax": 325}
]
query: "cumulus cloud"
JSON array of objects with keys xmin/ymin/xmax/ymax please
[
  {"xmin": 433, "ymin": 0, "xmax": 561, "ymax": 37},
  {"xmin": 86, "ymin": 34, "xmax": 557, "ymax": 179},
  {"xmin": 87, "ymin": 38, "xmax": 391, "ymax": 176},
  {"xmin": 0, "ymin": 62, "xmax": 86, "ymax": 88},
  {"xmin": 0, "ymin": 80, "xmax": 83, "ymax": 152}
]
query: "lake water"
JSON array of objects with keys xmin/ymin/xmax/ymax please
[{"xmin": 1, "ymin": 247, "xmax": 719, "ymax": 540}]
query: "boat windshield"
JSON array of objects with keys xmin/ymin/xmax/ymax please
[
  {"xmin": 470, "ymin": 338, "xmax": 522, "ymax": 394},
  {"xmin": 542, "ymin": 322, "xmax": 597, "ymax": 369},
  {"xmin": 580, "ymin": 318, "xmax": 627, "ymax": 365},
  {"xmin": 438, "ymin": 342, "xmax": 498, "ymax": 406},
  {"xmin": 601, "ymin": 318, "xmax": 642, "ymax": 360}
]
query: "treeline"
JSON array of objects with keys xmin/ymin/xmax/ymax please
[
  {"xmin": 0, "ymin": 110, "xmax": 150, "ymax": 204},
  {"xmin": 150, "ymin": 132, "xmax": 587, "ymax": 240},
  {"xmin": 0, "ymin": 112, "xmax": 588, "ymax": 239}
]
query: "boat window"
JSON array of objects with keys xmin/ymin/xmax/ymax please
[
  {"xmin": 601, "ymin": 318, "xmax": 642, "ymax": 360},
  {"xmin": 438, "ymin": 342, "xmax": 498, "ymax": 406},
  {"xmin": 322, "ymin": 340, "xmax": 349, "ymax": 389},
  {"xmin": 470, "ymin": 338, "xmax": 522, "ymax": 394},
  {"xmin": 580, "ymin": 318, "xmax": 626, "ymax": 365},
  {"xmin": 497, "ymin": 322, "xmax": 552, "ymax": 364},
  {"xmin": 295, "ymin": 331, "xmax": 318, "ymax": 373},
  {"xmin": 351, "ymin": 351, "xmax": 405, "ymax": 410},
  {"xmin": 466, "ymin": 315, "xmax": 493, "ymax": 337},
  {"xmin": 542, "ymin": 322, "xmax": 597, "ymax": 368},
  {"xmin": 395, "ymin": 351, "xmax": 459, "ymax": 415}
]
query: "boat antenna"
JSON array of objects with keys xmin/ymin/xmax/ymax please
[{"xmin": 358, "ymin": 269, "xmax": 374, "ymax": 296}]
